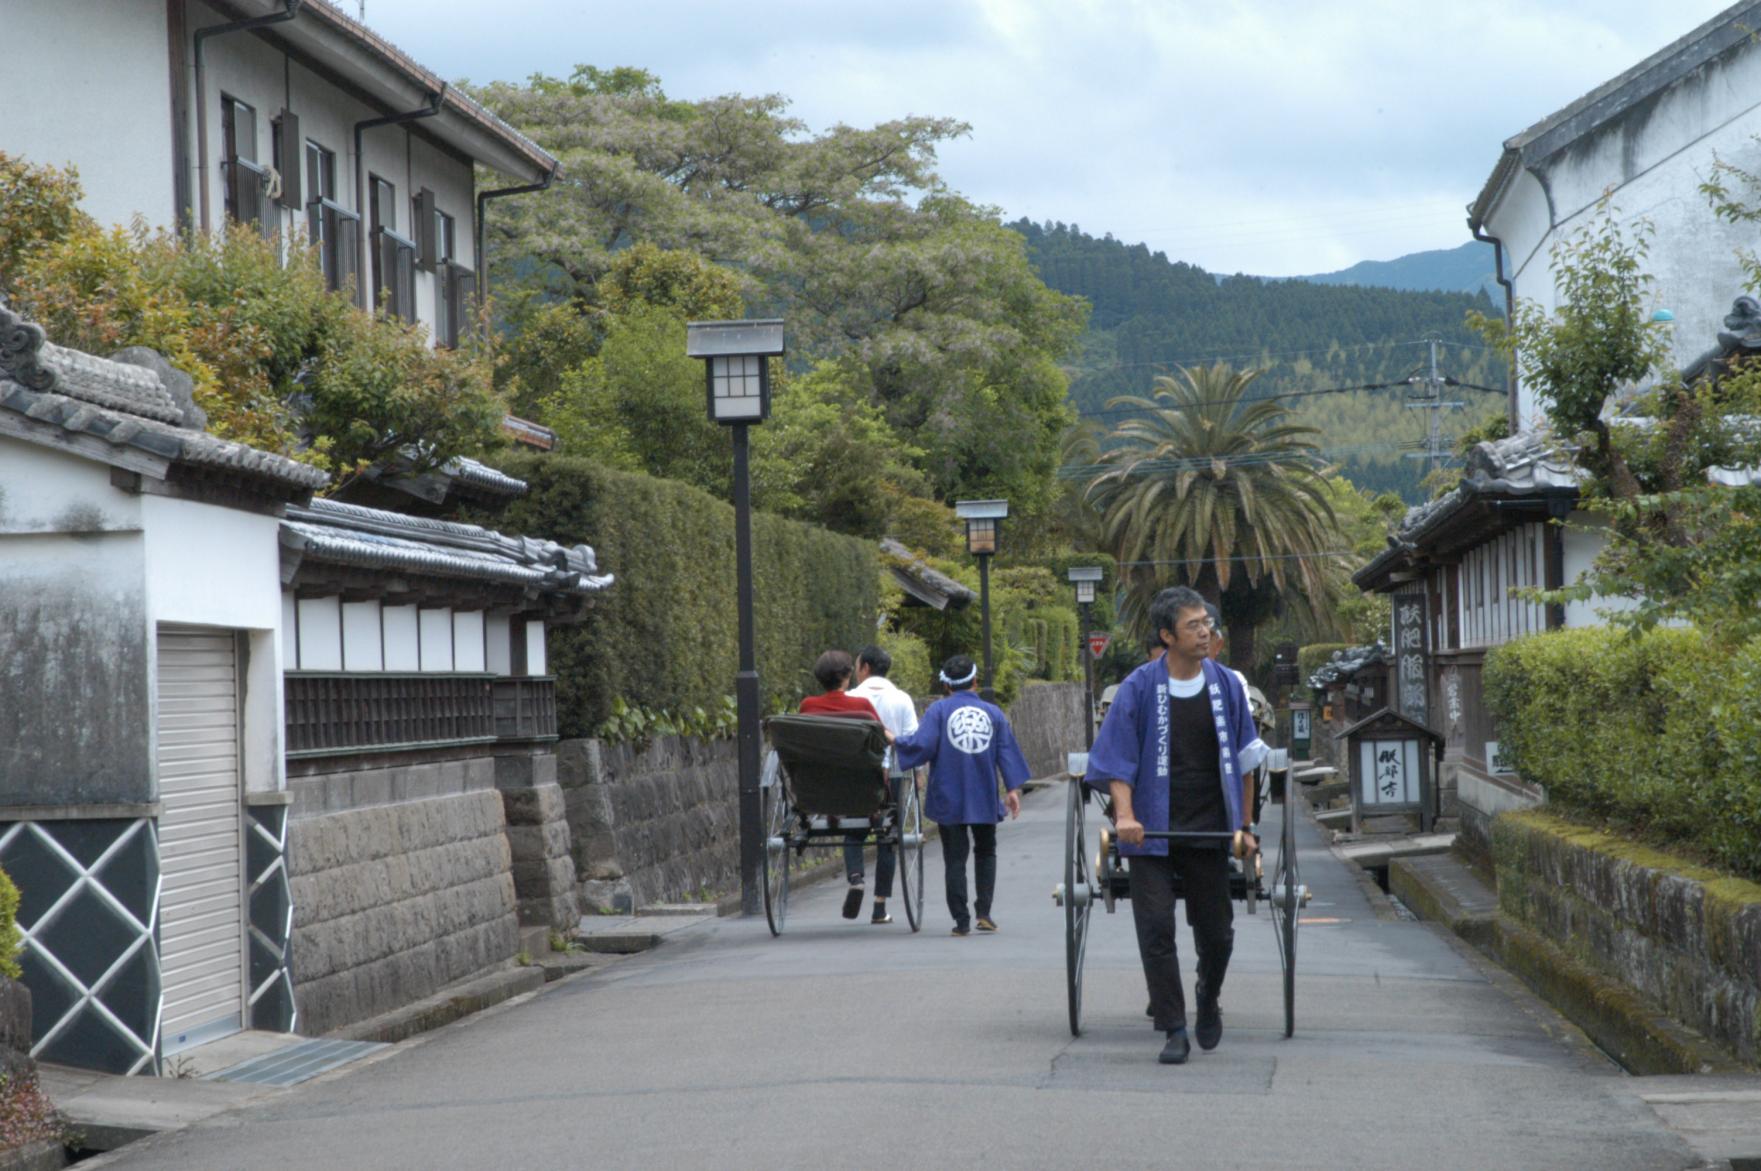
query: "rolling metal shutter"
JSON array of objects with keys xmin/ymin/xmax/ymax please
[{"xmin": 155, "ymin": 627, "xmax": 245, "ymax": 1054}]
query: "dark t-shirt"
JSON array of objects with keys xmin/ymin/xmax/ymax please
[{"xmin": 1168, "ymin": 688, "xmax": 1227, "ymax": 842}]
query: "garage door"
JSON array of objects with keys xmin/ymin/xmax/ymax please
[{"xmin": 155, "ymin": 627, "xmax": 245, "ymax": 1054}]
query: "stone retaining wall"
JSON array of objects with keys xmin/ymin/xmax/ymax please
[
  {"xmin": 286, "ymin": 756, "xmax": 521, "ymax": 1035},
  {"xmin": 1007, "ymin": 682, "xmax": 1087, "ymax": 779},
  {"xmin": 1492, "ymin": 810, "xmax": 1761, "ymax": 1066},
  {"xmin": 558, "ymin": 736, "xmax": 738, "ymax": 913}
]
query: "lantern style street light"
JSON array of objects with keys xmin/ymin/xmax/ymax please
[
  {"xmin": 687, "ymin": 318, "xmax": 784, "ymax": 917},
  {"xmin": 1067, "ymin": 565, "xmax": 1104, "ymax": 748},
  {"xmin": 954, "ymin": 499, "xmax": 1008, "ymax": 700}
]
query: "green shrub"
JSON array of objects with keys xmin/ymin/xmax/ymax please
[
  {"xmin": 1484, "ymin": 626, "xmax": 1761, "ymax": 880},
  {"xmin": 481, "ymin": 456, "xmax": 878, "ymax": 736},
  {"xmin": 0, "ymin": 867, "xmax": 20, "ymax": 980},
  {"xmin": 877, "ymin": 628, "xmax": 932, "ymax": 700}
]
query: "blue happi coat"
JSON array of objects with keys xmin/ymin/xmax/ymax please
[
  {"xmin": 1083, "ymin": 657, "xmax": 1268, "ymax": 857},
  {"xmin": 893, "ymin": 691, "xmax": 1031, "ymax": 825}
]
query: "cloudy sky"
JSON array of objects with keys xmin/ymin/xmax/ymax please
[{"xmin": 356, "ymin": 0, "xmax": 1734, "ymax": 276}]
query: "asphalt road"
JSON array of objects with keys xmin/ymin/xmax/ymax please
[{"xmin": 103, "ymin": 784, "xmax": 1702, "ymax": 1170}]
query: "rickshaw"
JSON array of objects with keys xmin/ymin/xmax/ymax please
[
  {"xmin": 1053, "ymin": 750, "xmax": 1309, "ymax": 1037},
  {"xmin": 759, "ymin": 713, "xmax": 927, "ymax": 935}
]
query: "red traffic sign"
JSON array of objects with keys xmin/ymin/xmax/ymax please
[{"xmin": 1086, "ymin": 632, "xmax": 1111, "ymax": 658}]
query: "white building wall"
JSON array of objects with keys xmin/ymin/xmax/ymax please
[
  {"xmin": 1485, "ymin": 44, "xmax": 1761, "ymax": 427},
  {"xmin": 485, "ymin": 614, "xmax": 512, "ymax": 675},
  {"xmin": 0, "ymin": 0, "xmax": 177, "ymax": 230},
  {"xmin": 418, "ymin": 608, "xmax": 453, "ymax": 670},
  {"xmin": 342, "ymin": 601, "xmax": 384, "ymax": 671},
  {"xmin": 382, "ymin": 604, "xmax": 420, "ymax": 670},
  {"xmin": 296, "ymin": 597, "xmax": 343, "ymax": 671},
  {"xmin": 141, "ymin": 494, "xmax": 285, "ymax": 794},
  {"xmin": 452, "ymin": 611, "xmax": 486, "ymax": 672}
]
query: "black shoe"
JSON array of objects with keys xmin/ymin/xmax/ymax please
[
  {"xmin": 1195, "ymin": 980, "xmax": 1222, "ymax": 1050},
  {"xmin": 841, "ymin": 884, "xmax": 864, "ymax": 920},
  {"xmin": 1145, "ymin": 1003, "xmax": 1154, "ymax": 1018},
  {"xmin": 951, "ymin": 923, "xmax": 971, "ymax": 937},
  {"xmin": 975, "ymin": 916, "xmax": 999, "ymax": 933},
  {"xmin": 1158, "ymin": 1028, "xmax": 1191, "ymax": 1065},
  {"xmin": 870, "ymin": 901, "xmax": 891, "ymax": 925}
]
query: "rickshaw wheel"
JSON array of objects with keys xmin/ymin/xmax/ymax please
[
  {"xmin": 762, "ymin": 776, "xmax": 791, "ymax": 936},
  {"xmin": 1272, "ymin": 787, "xmax": 1300, "ymax": 1037},
  {"xmin": 900, "ymin": 777, "xmax": 925, "ymax": 932},
  {"xmin": 1065, "ymin": 777, "xmax": 1093, "ymax": 1037}
]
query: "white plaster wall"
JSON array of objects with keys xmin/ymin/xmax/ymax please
[
  {"xmin": 1486, "ymin": 44, "xmax": 1761, "ymax": 426},
  {"xmin": 142, "ymin": 494, "xmax": 281, "ymax": 630},
  {"xmin": 342, "ymin": 601, "xmax": 383, "ymax": 671},
  {"xmin": 382, "ymin": 605, "xmax": 420, "ymax": 670},
  {"xmin": 296, "ymin": 597, "xmax": 343, "ymax": 671},
  {"xmin": 485, "ymin": 614, "xmax": 512, "ymax": 675},
  {"xmin": 281, "ymin": 592, "xmax": 298, "ymax": 666},
  {"xmin": 452, "ymin": 611, "xmax": 486, "ymax": 672},
  {"xmin": 525, "ymin": 623, "xmax": 547, "ymax": 676},
  {"xmin": 0, "ymin": 442, "xmax": 144, "ymax": 535},
  {"xmin": 418, "ymin": 608, "xmax": 453, "ymax": 670},
  {"xmin": 0, "ymin": 0, "xmax": 177, "ymax": 230}
]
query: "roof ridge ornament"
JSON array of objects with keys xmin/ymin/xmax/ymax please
[{"xmin": 0, "ymin": 299, "xmax": 56, "ymax": 393}]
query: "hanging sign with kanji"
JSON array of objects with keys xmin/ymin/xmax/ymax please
[{"xmin": 1086, "ymin": 632, "xmax": 1111, "ymax": 659}]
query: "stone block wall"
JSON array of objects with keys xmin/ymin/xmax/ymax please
[
  {"xmin": 286, "ymin": 757, "xmax": 520, "ymax": 1035},
  {"xmin": 495, "ymin": 752, "xmax": 580, "ymax": 930},
  {"xmin": 1008, "ymin": 682, "xmax": 1087, "ymax": 779},
  {"xmin": 557, "ymin": 736, "xmax": 738, "ymax": 912},
  {"xmin": 1493, "ymin": 809, "xmax": 1761, "ymax": 1066}
]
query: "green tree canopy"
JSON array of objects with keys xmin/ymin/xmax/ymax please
[{"xmin": 1084, "ymin": 363, "xmax": 1345, "ymax": 667}]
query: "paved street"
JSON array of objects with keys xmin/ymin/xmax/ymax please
[{"xmin": 100, "ymin": 786, "xmax": 1702, "ymax": 1170}]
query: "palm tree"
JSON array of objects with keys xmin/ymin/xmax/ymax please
[{"xmin": 1085, "ymin": 363, "xmax": 1344, "ymax": 670}]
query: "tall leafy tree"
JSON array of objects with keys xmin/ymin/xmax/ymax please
[
  {"xmin": 468, "ymin": 67, "xmax": 1085, "ymax": 525},
  {"xmin": 1085, "ymin": 363, "xmax": 1343, "ymax": 667}
]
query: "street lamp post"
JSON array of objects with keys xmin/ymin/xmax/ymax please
[
  {"xmin": 687, "ymin": 318, "xmax": 784, "ymax": 918},
  {"xmin": 1067, "ymin": 565, "xmax": 1103, "ymax": 749},
  {"xmin": 954, "ymin": 499, "xmax": 1008, "ymax": 701}
]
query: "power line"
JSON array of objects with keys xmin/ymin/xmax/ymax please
[
  {"xmin": 1070, "ymin": 375, "xmax": 1427, "ymax": 422},
  {"xmin": 1113, "ymin": 550, "xmax": 1357, "ymax": 567},
  {"xmin": 1061, "ymin": 339, "xmax": 1501, "ymax": 378},
  {"xmin": 1059, "ymin": 440, "xmax": 1413, "ymax": 479}
]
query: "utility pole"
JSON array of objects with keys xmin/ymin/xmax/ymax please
[{"xmin": 1404, "ymin": 335, "xmax": 1466, "ymax": 476}]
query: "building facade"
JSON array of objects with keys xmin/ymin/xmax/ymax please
[{"xmin": 2, "ymin": 0, "xmax": 556, "ymax": 346}]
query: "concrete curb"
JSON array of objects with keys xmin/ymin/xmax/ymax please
[
  {"xmin": 328, "ymin": 965, "xmax": 547, "ymax": 1045},
  {"xmin": 0, "ymin": 1139, "xmax": 65, "ymax": 1171}
]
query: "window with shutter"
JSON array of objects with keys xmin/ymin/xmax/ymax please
[
  {"xmin": 275, "ymin": 111, "xmax": 302, "ymax": 209},
  {"xmin": 220, "ymin": 94, "xmax": 269, "ymax": 234}
]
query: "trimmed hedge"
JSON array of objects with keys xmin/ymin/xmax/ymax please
[
  {"xmin": 1484, "ymin": 626, "xmax": 1761, "ymax": 881},
  {"xmin": 483, "ymin": 456, "xmax": 878, "ymax": 737},
  {"xmin": 0, "ymin": 867, "xmax": 18, "ymax": 980}
]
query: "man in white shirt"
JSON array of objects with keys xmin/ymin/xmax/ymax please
[{"xmin": 849, "ymin": 644, "xmax": 921, "ymax": 925}]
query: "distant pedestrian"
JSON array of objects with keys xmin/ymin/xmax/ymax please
[
  {"xmin": 798, "ymin": 649, "xmax": 882, "ymax": 920},
  {"xmin": 848, "ymin": 644, "xmax": 920, "ymax": 926},
  {"xmin": 1086, "ymin": 586, "xmax": 1268, "ymax": 1065},
  {"xmin": 889, "ymin": 655, "xmax": 1030, "ymax": 936}
]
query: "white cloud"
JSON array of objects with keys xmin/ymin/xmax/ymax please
[{"xmin": 356, "ymin": 0, "xmax": 1736, "ymax": 274}]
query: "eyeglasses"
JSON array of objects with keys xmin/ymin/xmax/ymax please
[{"xmin": 1176, "ymin": 619, "xmax": 1211, "ymax": 634}]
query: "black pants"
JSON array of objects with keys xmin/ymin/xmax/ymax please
[
  {"xmin": 939, "ymin": 823, "xmax": 997, "ymax": 928},
  {"xmin": 842, "ymin": 775, "xmax": 903, "ymax": 899},
  {"xmin": 1129, "ymin": 846, "xmax": 1234, "ymax": 1032}
]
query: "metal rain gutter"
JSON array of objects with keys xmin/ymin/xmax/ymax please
[{"xmin": 474, "ymin": 163, "xmax": 559, "ymax": 307}]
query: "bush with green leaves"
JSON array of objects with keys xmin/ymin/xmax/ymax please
[
  {"xmin": 481, "ymin": 455, "xmax": 878, "ymax": 736},
  {"xmin": 1484, "ymin": 626, "xmax": 1761, "ymax": 880},
  {"xmin": 0, "ymin": 867, "xmax": 20, "ymax": 981},
  {"xmin": 0, "ymin": 150, "xmax": 504, "ymax": 486}
]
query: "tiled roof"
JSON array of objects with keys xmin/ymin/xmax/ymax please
[
  {"xmin": 1308, "ymin": 643, "xmax": 1391, "ymax": 690},
  {"xmin": 282, "ymin": 498, "xmax": 612, "ymax": 595},
  {"xmin": 880, "ymin": 538, "xmax": 975, "ymax": 611},
  {"xmin": 0, "ymin": 301, "xmax": 329, "ymax": 494}
]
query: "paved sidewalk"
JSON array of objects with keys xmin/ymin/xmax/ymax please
[{"xmin": 81, "ymin": 784, "xmax": 1734, "ymax": 1169}]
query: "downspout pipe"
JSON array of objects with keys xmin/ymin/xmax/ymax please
[
  {"xmin": 474, "ymin": 163, "xmax": 559, "ymax": 308},
  {"xmin": 193, "ymin": 0, "xmax": 303, "ymax": 234},
  {"xmin": 1472, "ymin": 223, "xmax": 1519, "ymax": 433},
  {"xmin": 353, "ymin": 85, "xmax": 446, "ymax": 310}
]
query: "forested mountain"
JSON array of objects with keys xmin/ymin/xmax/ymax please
[
  {"xmin": 1293, "ymin": 240, "xmax": 1499, "ymax": 298},
  {"xmin": 1009, "ymin": 220, "xmax": 1508, "ymax": 501}
]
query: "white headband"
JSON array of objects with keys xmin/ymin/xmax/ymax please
[{"xmin": 939, "ymin": 664, "xmax": 979, "ymax": 686}]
